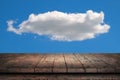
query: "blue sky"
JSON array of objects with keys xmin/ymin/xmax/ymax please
[{"xmin": 0, "ymin": 0, "xmax": 120, "ymax": 53}]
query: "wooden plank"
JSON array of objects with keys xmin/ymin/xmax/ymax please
[
  {"xmin": 0, "ymin": 54, "xmax": 28, "ymax": 72},
  {"xmin": 7, "ymin": 54, "xmax": 42, "ymax": 73},
  {"xmin": 94, "ymin": 54, "xmax": 120, "ymax": 72},
  {"xmin": 0, "ymin": 54, "xmax": 120, "ymax": 73},
  {"xmin": 84, "ymin": 54, "xmax": 115, "ymax": 73},
  {"xmin": 53, "ymin": 54, "xmax": 66, "ymax": 73},
  {"xmin": 0, "ymin": 54, "xmax": 21, "ymax": 72},
  {"xmin": 74, "ymin": 54, "xmax": 98, "ymax": 73},
  {"xmin": 64, "ymin": 54, "xmax": 85, "ymax": 72},
  {"xmin": 0, "ymin": 74, "xmax": 120, "ymax": 80},
  {"xmin": 103, "ymin": 54, "xmax": 120, "ymax": 65},
  {"xmin": 35, "ymin": 54, "xmax": 54, "ymax": 73}
]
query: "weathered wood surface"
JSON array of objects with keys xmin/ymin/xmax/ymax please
[
  {"xmin": 0, "ymin": 54, "xmax": 120, "ymax": 73},
  {"xmin": 0, "ymin": 74, "xmax": 120, "ymax": 80}
]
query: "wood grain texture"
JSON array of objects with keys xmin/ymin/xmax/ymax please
[
  {"xmin": 53, "ymin": 54, "xmax": 66, "ymax": 73},
  {"xmin": 35, "ymin": 54, "xmax": 54, "ymax": 73},
  {"xmin": 64, "ymin": 54, "xmax": 85, "ymax": 72},
  {"xmin": 0, "ymin": 74, "xmax": 120, "ymax": 80},
  {"xmin": 0, "ymin": 54, "xmax": 120, "ymax": 73},
  {"xmin": 74, "ymin": 54, "xmax": 98, "ymax": 72}
]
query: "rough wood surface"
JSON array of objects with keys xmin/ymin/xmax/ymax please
[
  {"xmin": 0, "ymin": 74, "xmax": 120, "ymax": 80},
  {"xmin": 0, "ymin": 54, "xmax": 120, "ymax": 73}
]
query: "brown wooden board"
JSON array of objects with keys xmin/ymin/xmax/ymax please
[
  {"xmin": 74, "ymin": 54, "xmax": 98, "ymax": 73},
  {"xmin": 53, "ymin": 54, "xmax": 66, "ymax": 73},
  {"xmin": 94, "ymin": 54, "xmax": 120, "ymax": 73},
  {"xmin": 0, "ymin": 54, "xmax": 28, "ymax": 72},
  {"xmin": 0, "ymin": 74, "xmax": 120, "ymax": 80},
  {"xmin": 0, "ymin": 54, "xmax": 120, "ymax": 73},
  {"xmin": 0, "ymin": 54, "xmax": 43, "ymax": 73},
  {"xmin": 35, "ymin": 54, "xmax": 54, "ymax": 73},
  {"xmin": 84, "ymin": 54, "xmax": 115, "ymax": 72},
  {"xmin": 64, "ymin": 54, "xmax": 85, "ymax": 72}
]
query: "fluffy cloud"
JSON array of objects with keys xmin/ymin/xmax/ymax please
[{"xmin": 7, "ymin": 10, "xmax": 110, "ymax": 41}]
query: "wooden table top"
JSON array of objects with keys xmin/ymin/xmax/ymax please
[{"xmin": 0, "ymin": 54, "xmax": 120, "ymax": 73}]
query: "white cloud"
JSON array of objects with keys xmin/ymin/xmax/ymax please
[{"xmin": 7, "ymin": 10, "xmax": 110, "ymax": 41}]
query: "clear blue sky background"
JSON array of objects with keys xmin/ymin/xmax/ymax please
[{"xmin": 0, "ymin": 0, "xmax": 120, "ymax": 53}]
